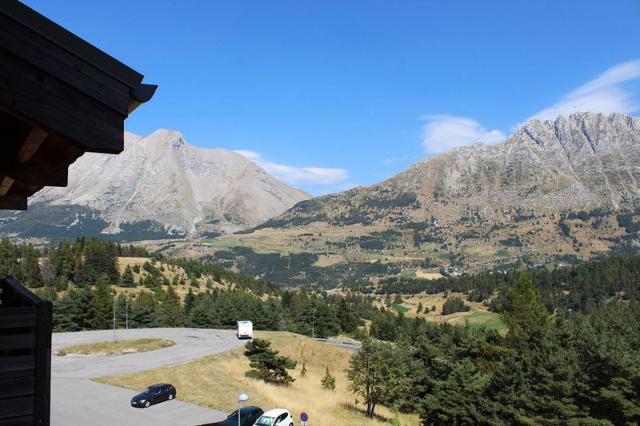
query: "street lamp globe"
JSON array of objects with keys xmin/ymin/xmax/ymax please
[{"xmin": 237, "ymin": 394, "xmax": 249, "ymax": 426}]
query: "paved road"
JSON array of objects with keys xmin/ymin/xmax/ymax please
[
  {"xmin": 51, "ymin": 328, "xmax": 244, "ymax": 426},
  {"xmin": 314, "ymin": 337, "xmax": 361, "ymax": 352}
]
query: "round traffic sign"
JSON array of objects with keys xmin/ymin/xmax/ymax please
[{"xmin": 300, "ymin": 412, "xmax": 309, "ymax": 422}]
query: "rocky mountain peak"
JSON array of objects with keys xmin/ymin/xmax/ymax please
[
  {"xmin": 19, "ymin": 129, "xmax": 310, "ymax": 239},
  {"xmin": 250, "ymin": 112, "xmax": 639, "ymax": 271}
]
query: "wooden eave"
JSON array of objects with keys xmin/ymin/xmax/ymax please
[{"xmin": 0, "ymin": 0, "xmax": 157, "ymax": 210}]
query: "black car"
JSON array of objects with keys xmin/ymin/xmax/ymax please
[
  {"xmin": 130, "ymin": 384, "xmax": 176, "ymax": 408},
  {"xmin": 199, "ymin": 406, "xmax": 264, "ymax": 426}
]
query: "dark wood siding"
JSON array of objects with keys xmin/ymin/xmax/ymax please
[{"xmin": 0, "ymin": 277, "xmax": 51, "ymax": 426}]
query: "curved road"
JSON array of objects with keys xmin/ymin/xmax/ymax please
[{"xmin": 52, "ymin": 328, "xmax": 244, "ymax": 426}]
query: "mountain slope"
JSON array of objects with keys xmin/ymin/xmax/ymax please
[
  {"xmin": 214, "ymin": 112, "xmax": 640, "ymax": 278},
  {"xmin": 1, "ymin": 129, "xmax": 309, "ymax": 239}
]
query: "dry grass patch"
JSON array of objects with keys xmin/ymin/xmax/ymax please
[
  {"xmin": 97, "ymin": 331, "xmax": 418, "ymax": 426},
  {"xmin": 56, "ymin": 338, "xmax": 174, "ymax": 356}
]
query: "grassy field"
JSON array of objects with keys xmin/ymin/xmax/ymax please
[
  {"xmin": 374, "ymin": 292, "xmax": 507, "ymax": 333},
  {"xmin": 449, "ymin": 311, "xmax": 507, "ymax": 334},
  {"xmin": 56, "ymin": 338, "xmax": 174, "ymax": 356},
  {"xmin": 392, "ymin": 303, "xmax": 409, "ymax": 314},
  {"xmin": 97, "ymin": 332, "xmax": 419, "ymax": 426}
]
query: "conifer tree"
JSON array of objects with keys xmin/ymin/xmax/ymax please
[
  {"xmin": 130, "ymin": 291, "xmax": 157, "ymax": 328},
  {"xmin": 183, "ymin": 287, "xmax": 195, "ymax": 316},
  {"xmin": 21, "ymin": 245, "xmax": 43, "ymax": 288},
  {"xmin": 92, "ymin": 274, "xmax": 113, "ymax": 329},
  {"xmin": 321, "ymin": 366, "xmax": 336, "ymax": 390},
  {"xmin": 244, "ymin": 338, "xmax": 297, "ymax": 384},
  {"xmin": 0, "ymin": 237, "xmax": 20, "ymax": 277},
  {"xmin": 156, "ymin": 285, "xmax": 183, "ymax": 327},
  {"xmin": 121, "ymin": 265, "xmax": 135, "ymax": 287}
]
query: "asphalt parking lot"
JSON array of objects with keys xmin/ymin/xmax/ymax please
[{"xmin": 51, "ymin": 328, "xmax": 244, "ymax": 426}]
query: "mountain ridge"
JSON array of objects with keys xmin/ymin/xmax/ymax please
[
  {"xmin": 212, "ymin": 112, "xmax": 640, "ymax": 281},
  {"xmin": 1, "ymin": 129, "xmax": 309, "ymax": 240}
]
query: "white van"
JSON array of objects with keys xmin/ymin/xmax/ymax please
[{"xmin": 236, "ymin": 320, "xmax": 253, "ymax": 339}]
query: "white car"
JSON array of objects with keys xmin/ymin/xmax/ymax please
[{"xmin": 253, "ymin": 408, "xmax": 294, "ymax": 426}]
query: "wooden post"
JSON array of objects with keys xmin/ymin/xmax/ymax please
[{"xmin": 34, "ymin": 300, "xmax": 52, "ymax": 425}]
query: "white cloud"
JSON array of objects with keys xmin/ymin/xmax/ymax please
[
  {"xmin": 532, "ymin": 59, "xmax": 640, "ymax": 121},
  {"xmin": 420, "ymin": 115, "xmax": 506, "ymax": 154},
  {"xmin": 420, "ymin": 59, "xmax": 640, "ymax": 154},
  {"xmin": 234, "ymin": 150, "xmax": 349, "ymax": 186}
]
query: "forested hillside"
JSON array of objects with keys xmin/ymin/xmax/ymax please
[
  {"xmin": 2, "ymin": 236, "xmax": 639, "ymax": 423},
  {"xmin": 359, "ymin": 276, "xmax": 640, "ymax": 424},
  {"xmin": 0, "ymin": 238, "xmax": 371, "ymax": 336}
]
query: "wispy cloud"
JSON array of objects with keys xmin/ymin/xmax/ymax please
[
  {"xmin": 234, "ymin": 150, "xmax": 350, "ymax": 186},
  {"xmin": 532, "ymin": 59, "xmax": 640, "ymax": 121},
  {"xmin": 420, "ymin": 115, "xmax": 506, "ymax": 154},
  {"xmin": 420, "ymin": 59, "xmax": 640, "ymax": 154}
]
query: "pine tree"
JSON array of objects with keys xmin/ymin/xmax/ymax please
[
  {"xmin": 184, "ymin": 287, "xmax": 195, "ymax": 316},
  {"xmin": 336, "ymin": 298, "xmax": 360, "ymax": 333},
  {"xmin": 442, "ymin": 296, "xmax": 470, "ymax": 315},
  {"xmin": 244, "ymin": 338, "xmax": 297, "ymax": 385},
  {"xmin": 189, "ymin": 293, "xmax": 215, "ymax": 327},
  {"xmin": 321, "ymin": 366, "xmax": 336, "ymax": 390},
  {"xmin": 92, "ymin": 274, "xmax": 113, "ymax": 329},
  {"xmin": 76, "ymin": 239, "xmax": 119, "ymax": 286},
  {"xmin": 21, "ymin": 245, "xmax": 44, "ymax": 288},
  {"xmin": 156, "ymin": 285, "xmax": 183, "ymax": 327},
  {"xmin": 130, "ymin": 291, "xmax": 158, "ymax": 328},
  {"xmin": 50, "ymin": 240, "xmax": 76, "ymax": 282},
  {"xmin": 121, "ymin": 265, "xmax": 135, "ymax": 287},
  {"xmin": 0, "ymin": 237, "xmax": 20, "ymax": 277},
  {"xmin": 53, "ymin": 288, "xmax": 93, "ymax": 331}
]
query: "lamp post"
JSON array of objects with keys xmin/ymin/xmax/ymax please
[
  {"xmin": 238, "ymin": 393, "xmax": 249, "ymax": 426},
  {"xmin": 311, "ymin": 307, "xmax": 316, "ymax": 339},
  {"xmin": 112, "ymin": 291, "xmax": 116, "ymax": 342}
]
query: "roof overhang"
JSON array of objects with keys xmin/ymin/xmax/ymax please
[{"xmin": 0, "ymin": 1, "xmax": 157, "ymax": 209}]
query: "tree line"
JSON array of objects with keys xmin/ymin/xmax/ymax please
[
  {"xmin": 347, "ymin": 275, "xmax": 640, "ymax": 425},
  {"xmin": 376, "ymin": 254, "xmax": 640, "ymax": 313},
  {"xmin": 0, "ymin": 237, "xmax": 375, "ymax": 335}
]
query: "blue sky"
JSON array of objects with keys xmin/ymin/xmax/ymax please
[{"xmin": 24, "ymin": 0, "xmax": 640, "ymax": 195}]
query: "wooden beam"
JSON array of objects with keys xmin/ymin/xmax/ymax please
[
  {"xmin": 17, "ymin": 126, "xmax": 48, "ymax": 162},
  {"xmin": 0, "ymin": 13, "xmax": 131, "ymax": 114},
  {"xmin": 0, "ymin": 49, "xmax": 125, "ymax": 154},
  {"xmin": 0, "ymin": 192, "xmax": 26, "ymax": 210},
  {"xmin": 0, "ymin": 176, "xmax": 14, "ymax": 196},
  {"xmin": 0, "ymin": 162, "xmax": 67, "ymax": 187}
]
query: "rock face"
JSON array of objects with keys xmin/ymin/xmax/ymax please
[
  {"xmin": 264, "ymin": 113, "xmax": 639, "ymax": 228},
  {"xmin": 247, "ymin": 113, "xmax": 640, "ymax": 270},
  {"xmin": 8, "ymin": 129, "xmax": 309, "ymax": 239}
]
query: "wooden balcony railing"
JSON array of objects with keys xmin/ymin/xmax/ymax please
[{"xmin": 0, "ymin": 276, "xmax": 52, "ymax": 426}]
